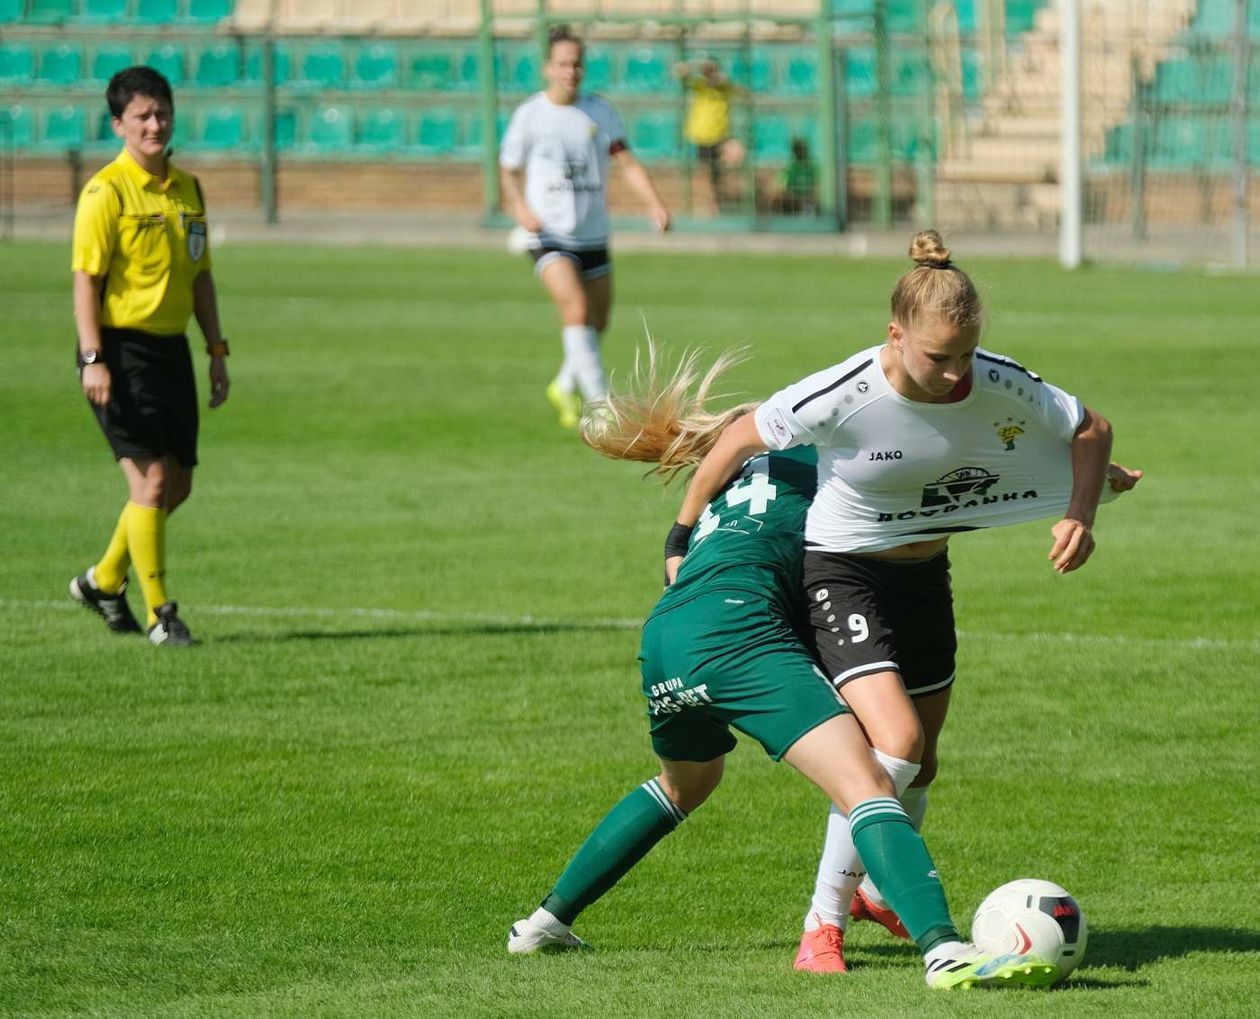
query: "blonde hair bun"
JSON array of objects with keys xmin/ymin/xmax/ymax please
[{"xmin": 909, "ymin": 229, "xmax": 952, "ymax": 268}]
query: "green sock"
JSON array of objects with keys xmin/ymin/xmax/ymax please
[
  {"xmin": 849, "ymin": 796, "xmax": 959, "ymax": 952},
  {"xmin": 541, "ymin": 778, "xmax": 686, "ymax": 925}
]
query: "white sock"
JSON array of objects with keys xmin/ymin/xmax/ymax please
[
  {"xmin": 807, "ymin": 751, "xmax": 921, "ymax": 928},
  {"xmin": 805, "ymin": 804, "xmax": 860, "ymax": 931},
  {"xmin": 527, "ymin": 906, "xmax": 570, "ymax": 934},
  {"xmin": 902, "ymin": 784, "xmax": 929, "ymax": 829},
  {"xmin": 562, "ymin": 324, "xmax": 605, "ymax": 401},
  {"xmin": 873, "ymin": 750, "xmax": 921, "ymax": 797},
  {"xmin": 860, "ymin": 770, "xmax": 928, "ymax": 910}
]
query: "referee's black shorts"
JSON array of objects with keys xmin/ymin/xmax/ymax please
[
  {"xmin": 802, "ymin": 549, "xmax": 957, "ymax": 698},
  {"xmin": 81, "ymin": 327, "xmax": 199, "ymax": 467}
]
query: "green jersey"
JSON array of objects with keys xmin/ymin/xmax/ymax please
[{"xmin": 652, "ymin": 446, "xmax": 819, "ymax": 619}]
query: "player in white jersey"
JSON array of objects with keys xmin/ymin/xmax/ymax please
[
  {"xmin": 666, "ymin": 230, "xmax": 1142, "ymax": 971},
  {"xmin": 500, "ymin": 26, "xmax": 671, "ymax": 429}
]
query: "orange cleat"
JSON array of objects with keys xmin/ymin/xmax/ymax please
[
  {"xmin": 849, "ymin": 887, "xmax": 910, "ymax": 940},
  {"xmin": 794, "ymin": 918, "xmax": 847, "ymax": 973}
]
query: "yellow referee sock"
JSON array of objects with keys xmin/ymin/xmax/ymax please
[
  {"xmin": 92, "ymin": 505, "xmax": 131, "ymax": 595},
  {"xmin": 125, "ymin": 502, "xmax": 169, "ymax": 627}
]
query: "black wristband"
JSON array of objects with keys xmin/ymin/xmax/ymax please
[{"xmin": 664, "ymin": 521, "xmax": 695, "ymax": 560}]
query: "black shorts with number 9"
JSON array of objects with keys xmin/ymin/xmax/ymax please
[{"xmin": 802, "ymin": 549, "xmax": 957, "ymax": 698}]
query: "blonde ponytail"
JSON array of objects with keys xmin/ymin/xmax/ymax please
[{"xmin": 580, "ymin": 342, "xmax": 757, "ymax": 484}]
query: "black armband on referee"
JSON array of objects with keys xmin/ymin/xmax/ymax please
[{"xmin": 664, "ymin": 522, "xmax": 695, "ymax": 560}]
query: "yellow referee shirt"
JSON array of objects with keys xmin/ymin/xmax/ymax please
[
  {"xmin": 683, "ymin": 78, "xmax": 735, "ymax": 147},
  {"xmin": 71, "ymin": 148, "xmax": 211, "ymax": 337}
]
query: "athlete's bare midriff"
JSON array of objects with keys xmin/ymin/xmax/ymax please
[{"xmin": 851, "ymin": 536, "xmax": 950, "ymax": 562}]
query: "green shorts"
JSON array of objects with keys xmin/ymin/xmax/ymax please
[{"xmin": 638, "ymin": 589, "xmax": 848, "ymax": 763}]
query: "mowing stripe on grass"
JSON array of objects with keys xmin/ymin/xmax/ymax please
[{"xmin": 5, "ymin": 598, "xmax": 1257, "ymax": 652}]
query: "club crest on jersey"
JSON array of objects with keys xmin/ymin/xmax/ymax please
[
  {"xmin": 186, "ymin": 219, "xmax": 207, "ymax": 261},
  {"xmin": 994, "ymin": 418, "xmax": 1026, "ymax": 450},
  {"xmin": 921, "ymin": 467, "xmax": 1000, "ymax": 508}
]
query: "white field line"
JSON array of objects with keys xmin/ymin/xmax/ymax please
[{"xmin": 2, "ymin": 598, "xmax": 1257, "ymax": 653}]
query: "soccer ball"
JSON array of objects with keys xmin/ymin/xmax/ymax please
[
  {"xmin": 505, "ymin": 226, "xmax": 534, "ymax": 255},
  {"xmin": 971, "ymin": 878, "xmax": 1087, "ymax": 980}
]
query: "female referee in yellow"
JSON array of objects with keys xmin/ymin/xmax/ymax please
[{"xmin": 69, "ymin": 66, "xmax": 230, "ymax": 647}]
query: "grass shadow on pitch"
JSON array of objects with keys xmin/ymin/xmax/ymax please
[
  {"xmin": 210, "ymin": 622, "xmax": 640, "ymax": 644},
  {"xmin": 1084, "ymin": 925, "xmax": 1260, "ymax": 971}
]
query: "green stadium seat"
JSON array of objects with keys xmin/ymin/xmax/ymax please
[
  {"xmin": 629, "ymin": 111, "xmax": 678, "ymax": 159},
  {"xmin": 1151, "ymin": 116, "xmax": 1231, "ymax": 168},
  {"xmin": 460, "ymin": 107, "xmax": 508, "ymax": 153},
  {"xmin": 90, "ymin": 44, "xmax": 135, "ymax": 84},
  {"xmin": 410, "ymin": 51, "xmax": 454, "ymax": 91},
  {"xmin": 752, "ymin": 115, "xmax": 791, "ymax": 161},
  {"xmin": 135, "ymin": 0, "xmax": 179, "ymax": 24},
  {"xmin": 273, "ymin": 107, "xmax": 297, "ymax": 150},
  {"xmin": 455, "ymin": 50, "xmax": 506, "ymax": 90},
  {"xmin": 354, "ymin": 44, "xmax": 400, "ymax": 89},
  {"xmin": 1103, "ymin": 122, "xmax": 1132, "ymax": 165},
  {"xmin": 43, "ymin": 104, "xmax": 86, "ymax": 148},
  {"xmin": 887, "ymin": 0, "xmax": 922, "ymax": 33},
  {"xmin": 844, "ymin": 48, "xmax": 875, "ymax": 98},
  {"xmin": 186, "ymin": 0, "xmax": 233, "ymax": 23},
  {"xmin": 955, "ymin": 0, "xmax": 977, "ymax": 33},
  {"xmin": 305, "ymin": 104, "xmax": 353, "ymax": 150},
  {"xmin": 195, "ymin": 43, "xmax": 242, "ymax": 87},
  {"xmin": 0, "ymin": 43, "xmax": 36, "ymax": 86},
  {"xmin": 415, "ymin": 107, "xmax": 458, "ymax": 155},
  {"xmin": 300, "ymin": 44, "xmax": 347, "ymax": 88},
  {"xmin": 40, "ymin": 43, "xmax": 83, "ymax": 86},
  {"xmin": 244, "ymin": 43, "xmax": 292, "ymax": 85},
  {"xmin": 196, "ymin": 106, "xmax": 246, "ymax": 149},
  {"xmin": 27, "ymin": 0, "xmax": 75, "ymax": 24},
  {"xmin": 623, "ymin": 47, "xmax": 669, "ymax": 93},
  {"xmin": 146, "ymin": 44, "xmax": 186, "ymax": 86},
  {"xmin": 0, "ymin": 104, "xmax": 35, "ymax": 148},
  {"xmin": 511, "ymin": 50, "xmax": 541, "ymax": 92},
  {"xmin": 80, "ymin": 0, "xmax": 129, "ymax": 22},
  {"xmin": 167, "ymin": 105, "xmax": 191, "ymax": 150},
  {"xmin": 1004, "ymin": 0, "xmax": 1042, "ymax": 37},
  {"xmin": 358, "ymin": 107, "xmax": 406, "ymax": 151},
  {"xmin": 961, "ymin": 49, "xmax": 981, "ymax": 99},
  {"xmin": 783, "ymin": 50, "xmax": 818, "ymax": 94},
  {"xmin": 891, "ymin": 51, "xmax": 929, "ymax": 97},
  {"xmin": 731, "ymin": 50, "xmax": 773, "ymax": 92},
  {"xmin": 582, "ymin": 48, "xmax": 614, "ymax": 92},
  {"xmin": 1154, "ymin": 58, "xmax": 1232, "ymax": 106},
  {"xmin": 0, "ymin": 0, "xmax": 25, "ymax": 24},
  {"xmin": 847, "ymin": 118, "xmax": 878, "ymax": 163}
]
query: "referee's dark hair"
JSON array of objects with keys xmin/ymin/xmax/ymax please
[
  {"xmin": 547, "ymin": 23, "xmax": 584, "ymax": 57},
  {"xmin": 106, "ymin": 66, "xmax": 174, "ymax": 119}
]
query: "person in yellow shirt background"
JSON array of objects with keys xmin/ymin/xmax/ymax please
[
  {"xmin": 675, "ymin": 59, "xmax": 746, "ymax": 214},
  {"xmin": 69, "ymin": 65, "xmax": 230, "ymax": 648}
]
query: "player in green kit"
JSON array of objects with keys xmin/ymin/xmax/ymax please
[{"xmin": 506, "ymin": 347, "xmax": 1057, "ymax": 989}]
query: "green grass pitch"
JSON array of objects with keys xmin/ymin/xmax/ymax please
[{"xmin": 2, "ymin": 239, "xmax": 1259, "ymax": 1017}]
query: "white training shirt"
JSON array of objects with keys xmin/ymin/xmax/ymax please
[
  {"xmin": 754, "ymin": 345, "xmax": 1091, "ymax": 552},
  {"xmin": 499, "ymin": 92, "xmax": 626, "ymax": 250}
]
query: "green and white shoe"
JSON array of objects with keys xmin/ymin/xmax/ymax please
[
  {"xmin": 507, "ymin": 916, "xmax": 587, "ymax": 955},
  {"xmin": 925, "ymin": 944, "xmax": 1057, "ymax": 989}
]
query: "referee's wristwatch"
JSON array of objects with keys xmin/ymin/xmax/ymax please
[
  {"xmin": 78, "ymin": 348, "xmax": 102, "ymax": 368},
  {"xmin": 207, "ymin": 338, "xmax": 230, "ymax": 357}
]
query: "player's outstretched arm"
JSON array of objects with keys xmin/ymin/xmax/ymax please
[
  {"xmin": 667, "ymin": 412, "xmax": 767, "ymax": 582},
  {"xmin": 499, "ymin": 167, "xmax": 542, "ymax": 233},
  {"xmin": 1049, "ymin": 406, "xmax": 1114, "ymax": 573},
  {"xmin": 613, "ymin": 149, "xmax": 671, "ymax": 232}
]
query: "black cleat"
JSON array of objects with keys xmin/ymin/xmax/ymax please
[
  {"xmin": 69, "ymin": 572, "xmax": 142, "ymax": 634},
  {"xmin": 147, "ymin": 601, "xmax": 197, "ymax": 647}
]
